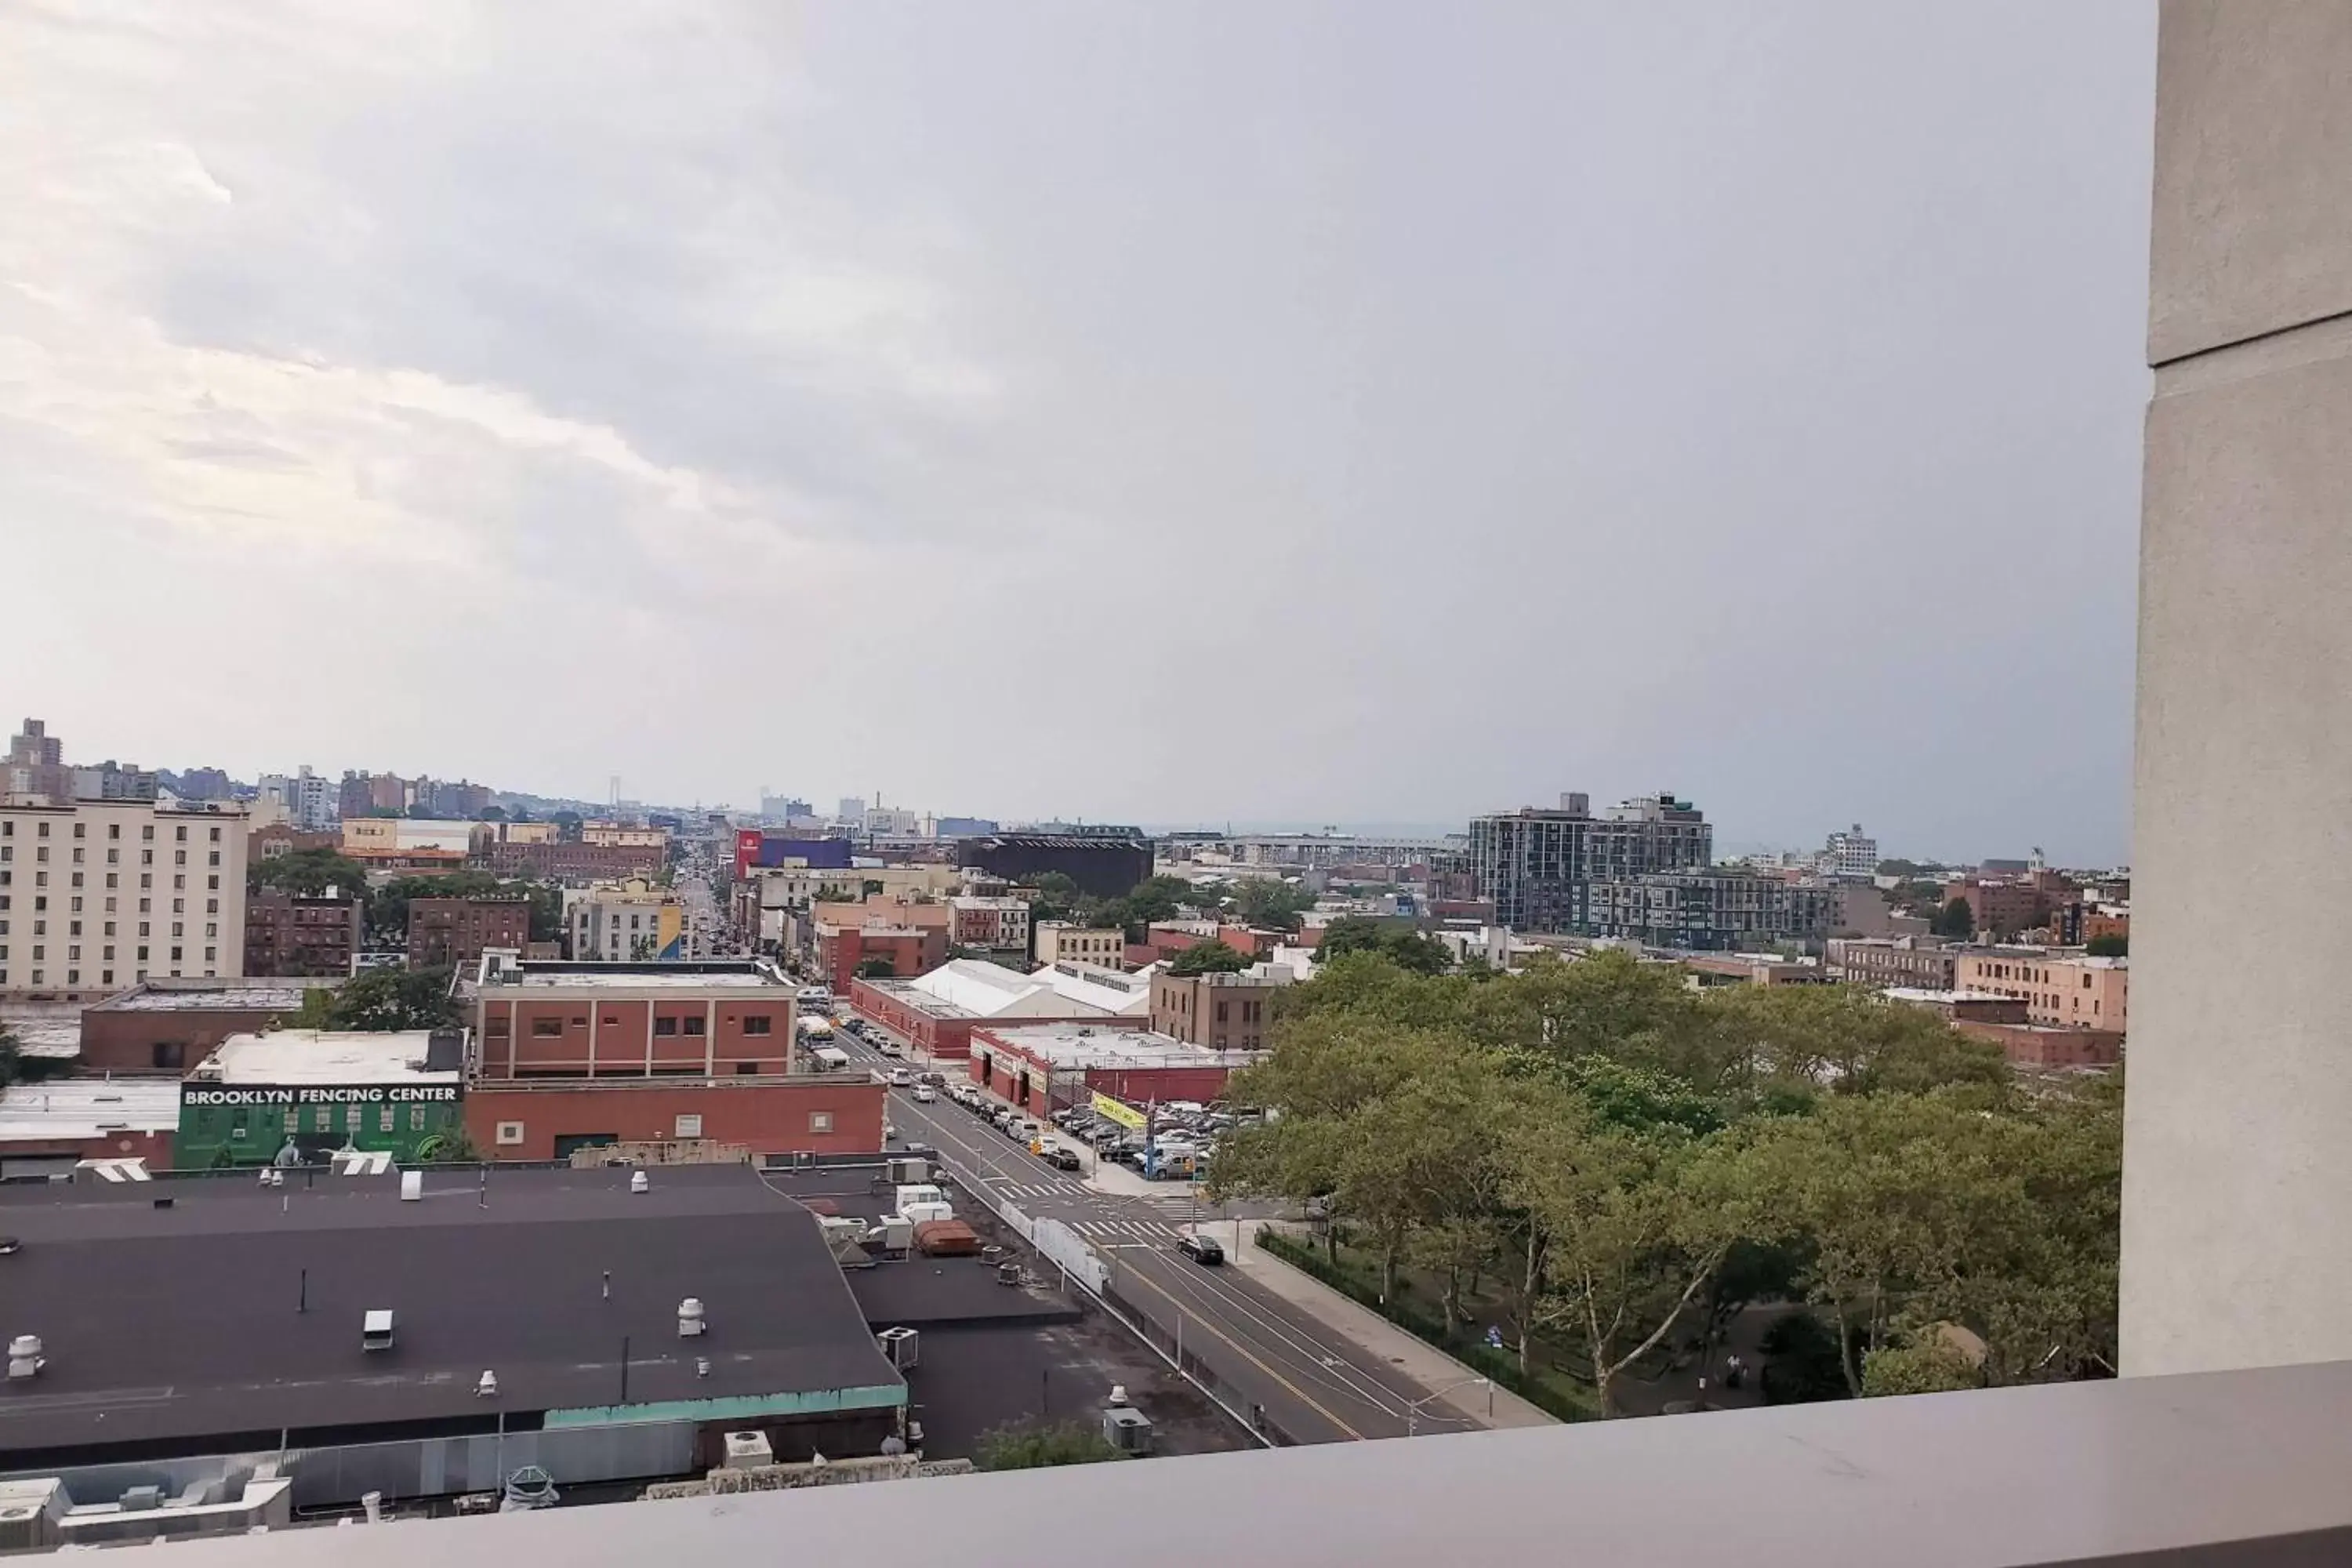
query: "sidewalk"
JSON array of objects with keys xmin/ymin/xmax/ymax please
[{"xmin": 1224, "ymin": 1221, "xmax": 1558, "ymax": 1432}]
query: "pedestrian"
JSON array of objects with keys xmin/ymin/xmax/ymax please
[{"xmin": 1725, "ymin": 1353, "xmax": 1745, "ymax": 1390}]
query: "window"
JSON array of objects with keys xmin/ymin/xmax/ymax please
[
  {"xmin": 378, "ymin": 1105, "xmax": 396, "ymax": 1134},
  {"xmin": 743, "ymin": 1014, "xmax": 773, "ymax": 1036},
  {"xmin": 654, "ymin": 1016, "xmax": 680, "ymax": 1036},
  {"xmin": 208, "ymin": 851, "xmax": 220, "ymax": 866},
  {"xmin": 71, "ymin": 846, "xmax": 83, "ymax": 863},
  {"xmin": 532, "ymin": 1017, "xmax": 564, "ymax": 1036},
  {"xmin": 106, "ymin": 824, "xmax": 117, "ymax": 840},
  {"xmin": 736, "ymin": 1060, "xmax": 760, "ymax": 1075},
  {"xmin": 151, "ymin": 1042, "xmax": 183, "ymax": 1070},
  {"xmin": 140, "ymin": 850, "xmax": 151, "ymax": 865},
  {"xmin": 1216, "ymin": 1001, "xmax": 1229, "ymax": 1022},
  {"xmin": 174, "ymin": 826, "xmax": 187, "ymax": 842},
  {"xmin": 35, "ymin": 822, "xmax": 46, "ymax": 838},
  {"xmin": 169, "ymin": 946, "xmax": 182, "ymax": 960},
  {"xmin": 487, "ymin": 1014, "xmax": 510, "ymax": 1037},
  {"xmin": 137, "ymin": 921, "xmax": 150, "ymax": 937},
  {"xmin": 674, "ymin": 1113, "xmax": 704, "ymax": 1138},
  {"xmin": 104, "ymin": 873, "xmax": 115, "ymax": 888},
  {"xmin": 136, "ymin": 945, "xmax": 148, "ymax": 960},
  {"xmin": 495, "ymin": 1121, "xmax": 526, "ymax": 1146},
  {"xmin": 209, "ymin": 826, "xmax": 220, "ymax": 842},
  {"xmin": 809, "ymin": 1111, "xmax": 833, "ymax": 1134},
  {"xmin": 684, "ymin": 1016, "xmax": 706, "ymax": 1036}
]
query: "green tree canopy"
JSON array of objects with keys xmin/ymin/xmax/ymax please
[
  {"xmin": 1165, "ymin": 939, "xmax": 1250, "ymax": 976},
  {"xmin": 249, "ymin": 848, "xmax": 372, "ymax": 898},
  {"xmin": 1931, "ymin": 897, "xmax": 1976, "ymax": 938},
  {"xmin": 2085, "ymin": 933, "xmax": 2128, "ymax": 958},
  {"xmin": 326, "ymin": 966, "xmax": 463, "ymax": 1032},
  {"xmin": 854, "ymin": 956, "xmax": 898, "ymax": 979},
  {"xmin": 1232, "ymin": 877, "xmax": 1315, "ymax": 932},
  {"xmin": 1316, "ymin": 917, "xmax": 1452, "ymax": 975}
]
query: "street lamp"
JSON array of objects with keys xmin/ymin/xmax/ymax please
[{"xmin": 1405, "ymin": 1375, "xmax": 1491, "ymax": 1436}]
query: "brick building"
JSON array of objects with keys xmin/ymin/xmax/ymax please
[
  {"xmin": 485, "ymin": 838, "xmax": 663, "ymax": 882},
  {"xmin": 466, "ymin": 957, "xmax": 884, "ymax": 1160},
  {"xmin": 1150, "ymin": 969, "xmax": 1287, "ymax": 1051},
  {"xmin": 1828, "ymin": 937, "xmax": 1958, "ymax": 992},
  {"xmin": 1951, "ymin": 949, "xmax": 2129, "ymax": 1033},
  {"xmin": 1951, "ymin": 1020, "xmax": 2125, "ymax": 1070},
  {"xmin": 948, "ymin": 895, "xmax": 1031, "ymax": 953},
  {"xmin": 1033, "ymin": 921, "xmax": 1125, "ymax": 969},
  {"xmin": 407, "ymin": 896, "xmax": 532, "ymax": 971},
  {"xmin": 814, "ymin": 916, "xmax": 948, "ymax": 994},
  {"xmin": 79, "ymin": 977, "xmax": 341, "ymax": 1075},
  {"xmin": 243, "ymin": 890, "xmax": 365, "ymax": 978},
  {"xmin": 967, "ymin": 1022, "xmax": 1263, "ymax": 1120}
]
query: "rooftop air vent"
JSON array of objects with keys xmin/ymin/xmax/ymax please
[{"xmin": 362, "ymin": 1310, "xmax": 395, "ymax": 1352}]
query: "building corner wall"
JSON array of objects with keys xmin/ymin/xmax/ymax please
[{"xmin": 2122, "ymin": 0, "xmax": 2352, "ymax": 1375}]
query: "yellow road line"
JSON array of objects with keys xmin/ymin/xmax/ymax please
[{"xmin": 1120, "ymin": 1263, "xmax": 1366, "ymax": 1441}]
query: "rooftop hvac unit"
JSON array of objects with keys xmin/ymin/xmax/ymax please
[
  {"xmin": 885, "ymin": 1156, "xmax": 928, "ymax": 1185},
  {"xmin": 722, "ymin": 1431, "xmax": 774, "ymax": 1471},
  {"xmin": 1102, "ymin": 1406, "xmax": 1153, "ymax": 1455},
  {"xmin": 362, "ymin": 1310, "xmax": 395, "ymax": 1352},
  {"xmin": 399, "ymin": 1170, "xmax": 423, "ymax": 1202},
  {"xmin": 877, "ymin": 1326, "xmax": 920, "ymax": 1370}
]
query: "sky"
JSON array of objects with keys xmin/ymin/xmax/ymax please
[{"xmin": 1, "ymin": 2, "xmax": 2156, "ymax": 864}]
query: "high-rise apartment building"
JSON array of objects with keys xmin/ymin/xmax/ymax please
[
  {"xmin": 258, "ymin": 766, "xmax": 339, "ymax": 831},
  {"xmin": 4, "ymin": 718, "xmax": 71, "ymax": 803},
  {"xmin": 1468, "ymin": 792, "xmax": 1712, "ymax": 934},
  {"xmin": 0, "ymin": 797, "xmax": 250, "ymax": 999},
  {"xmin": 1821, "ymin": 823, "xmax": 1878, "ymax": 880}
]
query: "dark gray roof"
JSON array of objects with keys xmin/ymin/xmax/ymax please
[{"xmin": 0, "ymin": 1165, "xmax": 901, "ymax": 1460}]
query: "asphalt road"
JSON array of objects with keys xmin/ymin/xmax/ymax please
[{"xmin": 827, "ymin": 1021, "xmax": 1475, "ymax": 1445}]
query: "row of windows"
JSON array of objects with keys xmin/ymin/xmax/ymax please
[
  {"xmin": 0, "ymin": 967, "xmax": 210, "ymax": 986},
  {"xmin": 1, "ymin": 819, "xmax": 223, "ymax": 842},
  {"xmin": 488, "ymin": 1011, "xmax": 777, "ymax": 1039}
]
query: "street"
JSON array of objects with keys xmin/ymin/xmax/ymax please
[{"xmin": 826, "ymin": 1019, "xmax": 1479, "ymax": 1445}]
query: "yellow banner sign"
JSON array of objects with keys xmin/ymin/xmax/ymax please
[{"xmin": 1091, "ymin": 1092, "xmax": 1146, "ymax": 1130}]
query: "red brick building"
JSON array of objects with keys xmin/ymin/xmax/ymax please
[
  {"xmin": 466, "ymin": 957, "xmax": 887, "ymax": 1159},
  {"xmin": 244, "ymin": 891, "xmax": 365, "ymax": 978},
  {"xmin": 407, "ymin": 896, "xmax": 532, "ymax": 971},
  {"xmin": 967, "ymin": 1022, "xmax": 1261, "ymax": 1118},
  {"xmin": 814, "ymin": 921, "xmax": 947, "ymax": 995},
  {"xmin": 78, "ymin": 977, "xmax": 340, "ymax": 1075},
  {"xmin": 465, "ymin": 1078, "xmax": 885, "ymax": 1162},
  {"xmin": 1954, "ymin": 1020, "xmax": 2124, "ymax": 1070}
]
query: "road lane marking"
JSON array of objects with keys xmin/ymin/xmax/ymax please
[{"xmin": 1118, "ymin": 1263, "xmax": 1365, "ymax": 1441}]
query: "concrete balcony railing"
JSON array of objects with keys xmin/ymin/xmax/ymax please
[{"xmin": 143, "ymin": 1360, "xmax": 2352, "ymax": 1566}]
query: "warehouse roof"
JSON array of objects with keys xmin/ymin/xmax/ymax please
[
  {"xmin": 0, "ymin": 1003, "xmax": 80, "ymax": 1059},
  {"xmin": 192, "ymin": 1030, "xmax": 462, "ymax": 1086},
  {"xmin": 0, "ymin": 1080, "xmax": 179, "ymax": 1140},
  {"xmin": 87, "ymin": 978, "xmax": 334, "ymax": 1014},
  {"xmin": 0, "ymin": 1164, "xmax": 902, "ymax": 1462},
  {"xmin": 976, "ymin": 1023, "xmax": 1261, "ymax": 1071}
]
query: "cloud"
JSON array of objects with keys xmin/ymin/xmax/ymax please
[{"xmin": 0, "ymin": 2, "xmax": 2154, "ymax": 860}]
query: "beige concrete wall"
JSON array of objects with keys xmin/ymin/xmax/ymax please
[{"xmin": 2123, "ymin": 1, "xmax": 2352, "ymax": 1375}]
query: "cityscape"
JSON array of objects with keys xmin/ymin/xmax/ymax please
[
  {"xmin": 2, "ymin": 709, "xmax": 2131, "ymax": 1530},
  {"xmin": 7, "ymin": 2, "xmax": 2351, "ymax": 1563}
]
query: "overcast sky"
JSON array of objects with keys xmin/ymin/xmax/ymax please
[{"xmin": 2, "ymin": 2, "xmax": 2154, "ymax": 862}]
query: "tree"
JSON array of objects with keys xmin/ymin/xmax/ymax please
[
  {"xmin": 1931, "ymin": 897, "xmax": 1976, "ymax": 939},
  {"xmin": 1121, "ymin": 875, "xmax": 1200, "ymax": 926},
  {"xmin": 1861, "ymin": 1339, "xmax": 1981, "ymax": 1396},
  {"xmin": 1026, "ymin": 872, "xmax": 1083, "ymax": 924},
  {"xmin": 1704, "ymin": 984, "xmax": 2009, "ymax": 1105},
  {"xmin": 2085, "ymin": 933, "xmax": 2128, "ymax": 958},
  {"xmin": 1166, "ymin": 940, "xmax": 1249, "ymax": 976},
  {"xmin": 249, "ymin": 848, "xmax": 372, "ymax": 898},
  {"xmin": 1507, "ymin": 1082, "xmax": 1737, "ymax": 1416},
  {"xmin": 327, "ymin": 966, "xmax": 463, "ymax": 1031},
  {"xmin": 1316, "ymin": 918, "xmax": 1454, "ymax": 975},
  {"xmin": 855, "ymin": 956, "xmax": 898, "ymax": 979},
  {"xmin": 550, "ymin": 810, "xmax": 583, "ymax": 840},
  {"xmin": 972, "ymin": 1419, "xmax": 1123, "ymax": 1471},
  {"xmin": 1232, "ymin": 877, "xmax": 1314, "ymax": 932}
]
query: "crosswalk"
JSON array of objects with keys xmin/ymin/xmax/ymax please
[
  {"xmin": 997, "ymin": 1181, "xmax": 1088, "ymax": 1199},
  {"xmin": 1062, "ymin": 1217, "xmax": 1184, "ymax": 1240}
]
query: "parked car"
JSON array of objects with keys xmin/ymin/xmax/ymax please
[
  {"xmin": 1008, "ymin": 1117, "xmax": 1040, "ymax": 1142},
  {"xmin": 1177, "ymin": 1232, "xmax": 1225, "ymax": 1265},
  {"xmin": 920, "ymin": 1071, "xmax": 947, "ymax": 1087},
  {"xmin": 1043, "ymin": 1146, "xmax": 1083, "ymax": 1172}
]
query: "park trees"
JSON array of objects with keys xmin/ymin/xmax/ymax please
[
  {"xmin": 1164, "ymin": 940, "xmax": 1250, "ymax": 976},
  {"xmin": 1215, "ymin": 945, "xmax": 2123, "ymax": 1414}
]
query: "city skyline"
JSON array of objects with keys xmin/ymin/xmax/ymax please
[{"xmin": 3, "ymin": 3, "xmax": 2151, "ymax": 865}]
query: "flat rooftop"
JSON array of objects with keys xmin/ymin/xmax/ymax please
[
  {"xmin": 978, "ymin": 1024, "xmax": 1261, "ymax": 1070},
  {"xmin": 0, "ymin": 1079, "xmax": 180, "ymax": 1139},
  {"xmin": 0, "ymin": 1003, "xmax": 80, "ymax": 1059},
  {"xmin": 0, "ymin": 1164, "xmax": 900, "ymax": 1463},
  {"xmin": 480, "ymin": 960, "xmax": 786, "ymax": 991},
  {"xmin": 88, "ymin": 978, "xmax": 336, "ymax": 1014},
  {"xmin": 195, "ymin": 1030, "xmax": 462, "ymax": 1086}
]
